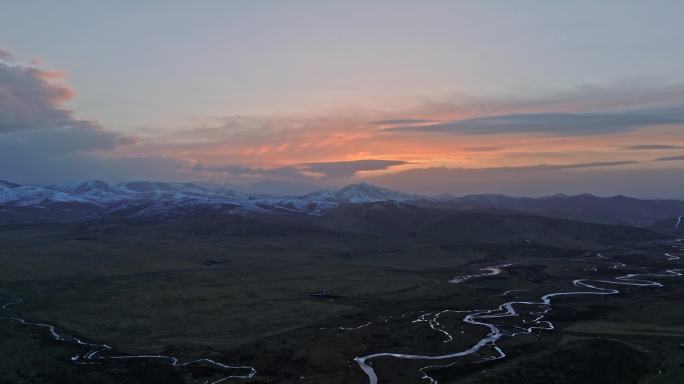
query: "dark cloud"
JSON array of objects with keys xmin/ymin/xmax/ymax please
[
  {"xmin": 0, "ymin": 125, "xmax": 135, "ymax": 155},
  {"xmin": 299, "ymin": 159, "xmax": 408, "ymax": 178},
  {"xmin": 192, "ymin": 164, "xmax": 264, "ymax": 175},
  {"xmin": 367, "ymin": 162, "xmax": 684, "ymax": 198},
  {"xmin": 414, "ymin": 84, "xmax": 684, "ymax": 120},
  {"xmin": 0, "ymin": 53, "xmax": 140, "ymax": 183},
  {"xmin": 192, "ymin": 164, "xmax": 300, "ymax": 179},
  {"xmin": 0, "ymin": 60, "xmax": 131, "ymax": 151},
  {"xmin": 0, "ymin": 48, "xmax": 13, "ymax": 61},
  {"xmin": 192, "ymin": 159, "xmax": 408, "ymax": 182},
  {"xmin": 1, "ymin": 63, "xmax": 75, "ymax": 133},
  {"xmin": 384, "ymin": 107, "xmax": 684, "ymax": 136},
  {"xmin": 558, "ymin": 160, "xmax": 639, "ymax": 169},
  {"xmin": 0, "ymin": 152, "xmax": 188, "ymax": 184},
  {"xmin": 653, "ymin": 155, "xmax": 684, "ymax": 162},
  {"xmin": 623, "ymin": 144, "xmax": 684, "ymax": 150},
  {"xmin": 445, "ymin": 160, "xmax": 639, "ymax": 173},
  {"xmin": 368, "ymin": 118, "xmax": 438, "ymax": 126}
]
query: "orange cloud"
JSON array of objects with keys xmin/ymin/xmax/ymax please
[{"xmin": 109, "ymin": 84, "xmax": 684, "ymax": 186}]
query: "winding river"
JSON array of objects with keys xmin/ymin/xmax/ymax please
[
  {"xmin": 354, "ymin": 241, "xmax": 684, "ymax": 384},
  {"xmin": 2, "ymin": 240, "xmax": 683, "ymax": 384},
  {"xmin": 0, "ymin": 299, "xmax": 256, "ymax": 383},
  {"xmin": 448, "ymin": 264, "xmax": 511, "ymax": 284}
]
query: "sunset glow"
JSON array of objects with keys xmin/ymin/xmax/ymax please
[{"xmin": 2, "ymin": 1, "xmax": 684, "ymax": 196}]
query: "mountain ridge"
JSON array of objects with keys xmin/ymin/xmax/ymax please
[{"xmin": 1, "ymin": 179, "xmax": 683, "ymax": 229}]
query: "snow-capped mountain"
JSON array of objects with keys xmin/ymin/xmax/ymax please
[
  {"xmin": 302, "ymin": 182, "xmax": 414, "ymax": 204},
  {"xmin": 3, "ymin": 179, "xmax": 684, "ymax": 228},
  {"xmin": 214, "ymin": 187, "xmax": 250, "ymax": 200},
  {"xmin": 0, "ymin": 181, "xmax": 91, "ymax": 206},
  {"xmin": 0, "ymin": 180, "xmax": 22, "ymax": 190},
  {"xmin": 49, "ymin": 180, "xmax": 123, "ymax": 202},
  {"xmin": 0, "ymin": 180, "xmax": 418, "ymax": 221},
  {"xmin": 49, "ymin": 180, "xmax": 229, "ymax": 203}
]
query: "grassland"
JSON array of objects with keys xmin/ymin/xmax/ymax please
[{"xmin": 0, "ymin": 206, "xmax": 681, "ymax": 383}]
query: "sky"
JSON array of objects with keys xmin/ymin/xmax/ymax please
[{"xmin": 2, "ymin": 1, "xmax": 684, "ymax": 197}]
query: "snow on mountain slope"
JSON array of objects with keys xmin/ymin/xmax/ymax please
[
  {"xmin": 4, "ymin": 179, "xmax": 684, "ymax": 228},
  {"xmin": 3, "ymin": 181, "xmax": 413, "ymax": 205},
  {"xmin": 49, "ymin": 180, "xmax": 125, "ymax": 202},
  {"xmin": 0, "ymin": 185, "xmax": 92, "ymax": 206},
  {"xmin": 0, "ymin": 180, "xmax": 22, "ymax": 189},
  {"xmin": 303, "ymin": 183, "xmax": 413, "ymax": 204},
  {"xmin": 214, "ymin": 188, "xmax": 250, "ymax": 200},
  {"xmin": 49, "ymin": 180, "xmax": 226, "ymax": 203},
  {"xmin": 1, "ymin": 180, "xmax": 417, "ymax": 219}
]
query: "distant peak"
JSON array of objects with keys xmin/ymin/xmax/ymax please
[
  {"xmin": 67, "ymin": 180, "xmax": 113, "ymax": 194},
  {"xmin": 338, "ymin": 183, "xmax": 395, "ymax": 194},
  {"xmin": 81, "ymin": 180, "xmax": 110, "ymax": 188},
  {"xmin": 332, "ymin": 183, "xmax": 411, "ymax": 203},
  {"xmin": 610, "ymin": 194, "xmax": 632, "ymax": 199},
  {"xmin": 338, "ymin": 182, "xmax": 387, "ymax": 191},
  {"xmin": 0, "ymin": 180, "xmax": 21, "ymax": 189},
  {"xmin": 576, "ymin": 193, "xmax": 598, "ymax": 198},
  {"xmin": 341, "ymin": 182, "xmax": 371, "ymax": 188}
]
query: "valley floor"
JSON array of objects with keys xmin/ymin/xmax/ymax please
[{"xmin": 0, "ymin": 216, "xmax": 682, "ymax": 383}]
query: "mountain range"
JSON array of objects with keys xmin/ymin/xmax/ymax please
[{"xmin": 1, "ymin": 179, "xmax": 683, "ymax": 231}]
